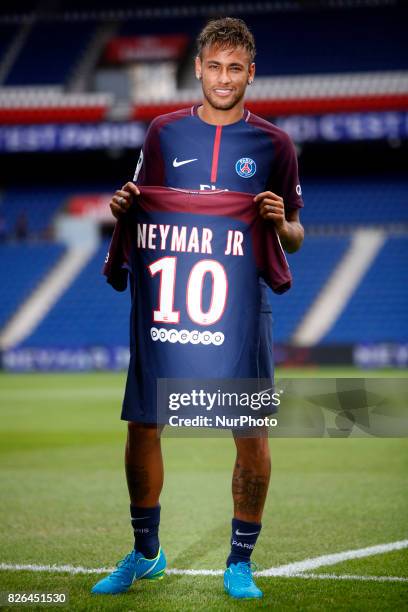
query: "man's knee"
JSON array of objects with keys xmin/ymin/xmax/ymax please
[
  {"xmin": 235, "ymin": 435, "xmax": 270, "ymax": 464},
  {"xmin": 127, "ymin": 421, "xmax": 162, "ymax": 445}
]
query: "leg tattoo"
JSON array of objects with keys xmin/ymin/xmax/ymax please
[{"xmin": 232, "ymin": 459, "xmax": 270, "ymax": 521}]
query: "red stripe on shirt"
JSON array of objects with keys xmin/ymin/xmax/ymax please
[{"xmin": 210, "ymin": 125, "xmax": 222, "ymax": 184}]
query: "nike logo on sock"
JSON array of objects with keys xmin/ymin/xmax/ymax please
[
  {"xmin": 235, "ymin": 529, "xmax": 260, "ymax": 536},
  {"xmin": 131, "ymin": 516, "xmax": 150, "ymax": 521}
]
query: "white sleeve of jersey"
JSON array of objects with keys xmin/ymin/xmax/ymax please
[{"xmin": 133, "ymin": 149, "xmax": 144, "ymax": 182}]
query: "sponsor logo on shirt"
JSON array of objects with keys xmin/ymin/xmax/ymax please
[
  {"xmin": 173, "ymin": 157, "xmax": 198, "ymax": 167},
  {"xmin": 235, "ymin": 157, "xmax": 256, "ymax": 178},
  {"xmin": 150, "ymin": 327, "xmax": 225, "ymax": 346},
  {"xmin": 296, "ymin": 184, "xmax": 302, "ymax": 196}
]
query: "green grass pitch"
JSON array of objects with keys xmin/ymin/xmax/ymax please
[{"xmin": 0, "ymin": 369, "xmax": 407, "ymax": 611}]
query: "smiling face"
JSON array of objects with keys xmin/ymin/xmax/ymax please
[{"xmin": 195, "ymin": 44, "xmax": 255, "ymax": 112}]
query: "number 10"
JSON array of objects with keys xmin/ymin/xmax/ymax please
[{"xmin": 149, "ymin": 256, "xmax": 227, "ymax": 326}]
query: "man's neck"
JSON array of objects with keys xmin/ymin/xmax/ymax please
[{"xmin": 197, "ymin": 101, "xmax": 245, "ymax": 126}]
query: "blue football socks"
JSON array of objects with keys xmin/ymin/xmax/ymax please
[
  {"xmin": 226, "ymin": 518, "xmax": 261, "ymax": 567},
  {"xmin": 130, "ymin": 504, "xmax": 161, "ymax": 559}
]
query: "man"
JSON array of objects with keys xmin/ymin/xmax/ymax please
[{"xmin": 92, "ymin": 17, "xmax": 304, "ymax": 600}]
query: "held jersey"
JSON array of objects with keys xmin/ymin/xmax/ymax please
[
  {"xmin": 103, "ymin": 187, "xmax": 291, "ymax": 421},
  {"xmin": 133, "ymin": 105, "xmax": 303, "ymax": 313}
]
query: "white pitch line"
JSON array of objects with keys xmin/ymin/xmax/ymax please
[
  {"xmin": 291, "ymin": 573, "xmax": 408, "ymax": 583},
  {"xmin": 1, "ymin": 539, "xmax": 407, "ymax": 582},
  {"xmin": 0, "ymin": 564, "xmax": 407, "ymax": 584},
  {"xmin": 166, "ymin": 568, "xmax": 222, "ymax": 576},
  {"xmin": 256, "ymin": 539, "xmax": 408, "ymax": 577},
  {"xmin": 0, "ymin": 563, "xmax": 113, "ymax": 575}
]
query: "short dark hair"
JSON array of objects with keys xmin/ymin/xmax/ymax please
[{"xmin": 197, "ymin": 17, "xmax": 256, "ymax": 63}]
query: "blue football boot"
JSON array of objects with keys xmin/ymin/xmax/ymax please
[
  {"xmin": 91, "ymin": 547, "xmax": 166, "ymax": 594},
  {"xmin": 224, "ymin": 561, "xmax": 263, "ymax": 599}
]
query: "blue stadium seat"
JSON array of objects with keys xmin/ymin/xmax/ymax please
[
  {"xmin": 323, "ymin": 237, "xmax": 408, "ymax": 343},
  {"xmin": 0, "ymin": 187, "xmax": 70, "ymax": 238},
  {"xmin": 0, "ymin": 25, "xmax": 18, "ymax": 64},
  {"xmin": 246, "ymin": 7, "xmax": 408, "ymax": 75},
  {"xmin": 22, "ymin": 240, "xmax": 130, "ymax": 347},
  {"xmin": 5, "ymin": 21, "xmax": 96, "ymax": 85},
  {"xmin": 268, "ymin": 236, "xmax": 350, "ymax": 343},
  {"xmin": 300, "ymin": 177, "xmax": 408, "ymax": 226},
  {"xmin": 120, "ymin": 16, "xmax": 202, "ymax": 37},
  {"xmin": 0, "ymin": 243, "xmax": 65, "ymax": 329}
]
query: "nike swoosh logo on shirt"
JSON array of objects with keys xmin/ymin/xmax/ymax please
[
  {"xmin": 173, "ymin": 157, "xmax": 198, "ymax": 167},
  {"xmin": 235, "ymin": 529, "xmax": 260, "ymax": 536}
]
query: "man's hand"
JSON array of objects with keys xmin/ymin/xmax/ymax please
[
  {"xmin": 109, "ymin": 182, "xmax": 140, "ymax": 219},
  {"xmin": 254, "ymin": 190, "xmax": 304, "ymax": 253},
  {"xmin": 254, "ymin": 191, "xmax": 287, "ymax": 232}
]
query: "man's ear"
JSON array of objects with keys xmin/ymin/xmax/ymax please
[
  {"xmin": 195, "ymin": 55, "xmax": 202, "ymax": 80},
  {"xmin": 248, "ymin": 62, "xmax": 256, "ymax": 85}
]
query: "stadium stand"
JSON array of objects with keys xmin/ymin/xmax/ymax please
[
  {"xmin": 21, "ymin": 240, "xmax": 129, "ymax": 348},
  {"xmin": 1, "ymin": 5, "xmax": 406, "ymax": 117},
  {"xmin": 269, "ymin": 236, "xmax": 350, "ymax": 343},
  {"xmin": 0, "ymin": 90, "xmax": 112, "ymax": 124},
  {"xmin": 4, "ymin": 21, "xmax": 97, "ymax": 86},
  {"xmin": 119, "ymin": 16, "xmax": 201, "ymax": 37},
  {"xmin": 0, "ymin": 242, "xmax": 65, "ymax": 329},
  {"xmin": 245, "ymin": 8, "xmax": 408, "ymax": 76},
  {"xmin": 0, "ymin": 24, "xmax": 19, "ymax": 63},
  {"xmin": 0, "ymin": 188, "xmax": 69, "ymax": 238},
  {"xmin": 300, "ymin": 177, "xmax": 408, "ymax": 226},
  {"xmin": 323, "ymin": 236, "xmax": 408, "ymax": 343}
]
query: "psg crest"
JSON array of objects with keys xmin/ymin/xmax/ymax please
[{"xmin": 235, "ymin": 157, "xmax": 256, "ymax": 178}]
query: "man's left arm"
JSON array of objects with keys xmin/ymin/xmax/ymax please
[{"xmin": 254, "ymin": 191, "xmax": 304, "ymax": 253}]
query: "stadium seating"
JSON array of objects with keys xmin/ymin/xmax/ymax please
[
  {"xmin": 0, "ymin": 24, "xmax": 19, "ymax": 65},
  {"xmin": 300, "ymin": 177, "xmax": 408, "ymax": 226},
  {"xmin": 246, "ymin": 8, "xmax": 408, "ymax": 76},
  {"xmin": 22, "ymin": 240, "xmax": 130, "ymax": 347},
  {"xmin": 0, "ymin": 188, "xmax": 70, "ymax": 238},
  {"xmin": 323, "ymin": 237, "xmax": 408, "ymax": 343},
  {"xmin": 4, "ymin": 21, "xmax": 96, "ymax": 86},
  {"xmin": 119, "ymin": 16, "xmax": 202, "ymax": 37},
  {"xmin": 0, "ymin": 242, "xmax": 64, "ymax": 328},
  {"xmin": 269, "ymin": 236, "xmax": 350, "ymax": 343},
  {"xmin": 118, "ymin": 7, "xmax": 408, "ymax": 77},
  {"xmin": 5, "ymin": 5, "xmax": 405, "ymax": 89}
]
